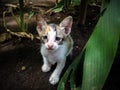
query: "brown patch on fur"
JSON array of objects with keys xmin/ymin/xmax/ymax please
[{"xmin": 45, "ymin": 25, "xmax": 51, "ymax": 33}]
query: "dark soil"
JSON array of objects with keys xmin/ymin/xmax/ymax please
[{"xmin": 0, "ymin": 4, "xmax": 120, "ymax": 90}]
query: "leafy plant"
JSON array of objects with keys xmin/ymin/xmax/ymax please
[
  {"xmin": 52, "ymin": 0, "xmax": 64, "ymax": 13},
  {"xmin": 50, "ymin": 0, "xmax": 81, "ymax": 13},
  {"xmin": 52, "ymin": 0, "xmax": 90, "ymax": 25},
  {"xmin": 3, "ymin": 0, "xmax": 34, "ymax": 32},
  {"xmin": 57, "ymin": 0, "xmax": 120, "ymax": 90},
  {"xmin": 2, "ymin": 0, "xmax": 39, "ymax": 40}
]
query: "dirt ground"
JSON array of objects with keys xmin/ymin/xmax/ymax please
[{"xmin": 0, "ymin": 3, "xmax": 120, "ymax": 90}]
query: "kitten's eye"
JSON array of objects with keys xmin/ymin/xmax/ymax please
[
  {"xmin": 42, "ymin": 36, "xmax": 47, "ymax": 40},
  {"xmin": 56, "ymin": 37, "xmax": 61, "ymax": 41}
]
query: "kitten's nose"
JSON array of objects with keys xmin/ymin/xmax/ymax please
[{"xmin": 48, "ymin": 44, "xmax": 53, "ymax": 49}]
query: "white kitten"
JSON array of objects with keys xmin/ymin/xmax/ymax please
[{"xmin": 36, "ymin": 15, "xmax": 73, "ymax": 85}]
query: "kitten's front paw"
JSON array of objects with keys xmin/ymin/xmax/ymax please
[
  {"xmin": 49, "ymin": 75, "xmax": 59, "ymax": 85},
  {"xmin": 41, "ymin": 64, "xmax": 51, "ymax": 72}
]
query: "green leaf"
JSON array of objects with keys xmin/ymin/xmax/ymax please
[
  {"xmin": 53, "ymin": 0, "xmax": 64, "ymax": 12},
  {"xmin": 28, "ymin": 11, "xmax": 34, "ymax": 20},
  {"xmin": 81, "ymin": 0, "xmax": 120, "ymax": 90},
  {"xmin": 25, "ymin": 11, "xmax": 34, "ymax": 30},
  {"xmin": 53, "ymin": 6, "xmax": 64, "ymax": 12}
]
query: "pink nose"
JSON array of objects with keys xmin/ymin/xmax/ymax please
[{"xmin": 48, "ymin": 44, "xmax": 53, "ymax": 49}]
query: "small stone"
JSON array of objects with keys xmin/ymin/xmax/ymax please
[{"xmin": 21, "ymin": 66, "xmax": 26, "ymax": 71}]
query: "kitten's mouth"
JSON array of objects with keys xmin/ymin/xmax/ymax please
[{"xmin": 47, "ymin": 48, "xmax": 53, "ymax": 50}]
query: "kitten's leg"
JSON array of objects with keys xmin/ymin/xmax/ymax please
[
  {"xmin": 42, "ymin": 56, "xmax": 51, "ymax": 72},
  {"xmin": 49, "ymin": 60, "xmax": 66, "ymax": 85}
]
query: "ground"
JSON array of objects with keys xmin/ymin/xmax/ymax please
[{"xmin": 0, "ymin": 2, "xmax": 120, "ymax": 90}]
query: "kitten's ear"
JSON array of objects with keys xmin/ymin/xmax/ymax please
[
  {"xmin": 36, "ymin": 15, "xmax": 47, "ymax": 35},
  {"xmin": 59, "ymin": 16, "xmax": 73, "ymax": 35}
]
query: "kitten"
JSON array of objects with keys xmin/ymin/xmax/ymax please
[{"xmin": 36, "ymin": 15, "xmax": 73, "ymax": 85}]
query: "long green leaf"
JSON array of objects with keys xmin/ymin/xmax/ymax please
[{"xmin": 80, "ymin": 0, "xmax": 120, "ymax": 90}]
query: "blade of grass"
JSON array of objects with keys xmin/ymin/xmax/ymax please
[
  {"xmin": 25, "ymin": 11, "xmax": 34, "ymax": 31},
  {"xmin": 10, "ymin": 8, "xmax": 21, "ymax": 28}
]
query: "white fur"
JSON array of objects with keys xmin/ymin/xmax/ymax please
[{"xmin": 41, "ymin": 40, "xmax": 68, "ymax": 85}]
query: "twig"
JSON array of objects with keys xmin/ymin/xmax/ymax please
[{"xmin": 6, "ymin": 29, "xmax": 40, "ymax": 40}]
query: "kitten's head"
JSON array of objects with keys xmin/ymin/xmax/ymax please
[{"xmin": 36, "ymin": 15, "xmax": 73, "ymax": 50}]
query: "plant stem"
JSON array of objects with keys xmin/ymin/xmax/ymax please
[
  {"xmin": 77, "ymin": 0, "xmax": 88, "ymax": 25},
  {"xmin": 19, "ymin": 0, "xmax": 25, "ymax": 32}
]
